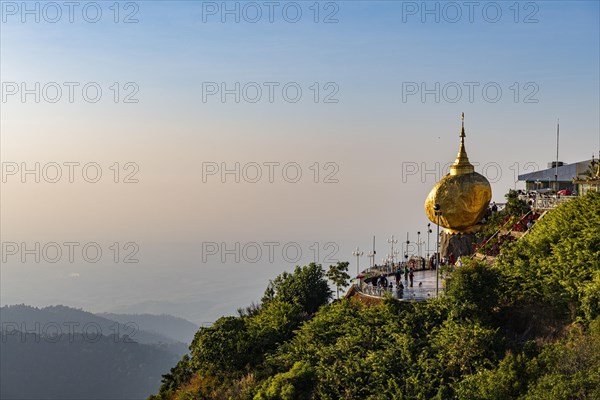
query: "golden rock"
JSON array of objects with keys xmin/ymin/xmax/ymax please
[{"xmin": 424, "ymin": 114, "xmax": 492, "ymax": 233}]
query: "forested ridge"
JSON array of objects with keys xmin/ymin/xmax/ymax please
[
  {"xmin": 1, "ymin": 332, "xmax": 180, "ymax": 399},
  {"xmin": 151, "ymin": 192, "xmax": 600, "ymax": 400},
  {"xmin": 0, "ymin": 306, "xmax": 193, "ymax": 399}
]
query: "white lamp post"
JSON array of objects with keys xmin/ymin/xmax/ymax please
[
  {"xmin": 387, "ymin": 235, "xmax": 398, "ymax": 262},
  {"xmin": 352, "ymin": 247, "xmax": 364, "ymax": 276}
]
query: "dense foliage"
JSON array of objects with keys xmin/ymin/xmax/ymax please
[
  {"xmin": 326, "ymin": 261, "xmax": 351, "ymax": 299},
  {"xmin": 498, "ymin": 191, "xmax": 600, "ymax": 323},
  {"xmin": 261, "ymin": 263, "xmax": 332, "ymax": 315},
  {"xmin": 151, "ymin": 192, "xmax": 600, "ymax": 400}
]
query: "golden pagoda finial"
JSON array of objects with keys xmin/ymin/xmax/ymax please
[{"xmin": 450, "ymin": 112, "xmax": 474, "ymax": 175}]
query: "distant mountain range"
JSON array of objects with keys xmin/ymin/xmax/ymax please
[
  {"xmin": 0, "ymin": 304, "xmax": 199, "ymax": 399},
  {"xmin": 98, "ymin": 312, "xmax": 199, "ymax": 344}
]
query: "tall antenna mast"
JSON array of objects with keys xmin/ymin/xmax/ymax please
[{"xmin": 555, "ymin": 119, "xmax": 559, "ymax": 190}]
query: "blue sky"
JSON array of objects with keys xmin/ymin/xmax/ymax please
[{"xmin": 1, "ymin": 1, "xmax": 599, "ymax": 322}]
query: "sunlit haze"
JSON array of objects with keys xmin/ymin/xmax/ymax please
[{"xmin": 1, "ymin": 1, "xmax": 599, "ymax": 323}]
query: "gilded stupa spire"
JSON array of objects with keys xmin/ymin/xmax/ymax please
[
  {"xmin": 450, "ymin": 112, "xmax": 475, "ymax": 175},
  {"xmin": 424, "ymin": 113, "xmax": 492, "ymax": 233}
]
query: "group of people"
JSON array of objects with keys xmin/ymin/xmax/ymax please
[
  {"xmin": 371, "ymin": 265, "xmax": 416, "ymax": 286},
  {"xmin": 363, "ymin": 277, "xmax": 405, "ymax": 299},
  {"xmin": 395, "ymin": 265, "xmax": 415, "ymax": 287},
  {"xmin": 364, "ymin": 264, "xmax": 423, "ymax": 299},
  {"xmin": 404, "ymin": 255, "xmax": 441, "ymax": 272}
]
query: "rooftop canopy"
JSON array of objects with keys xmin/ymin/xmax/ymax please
[{"xmin": 518, "ymin": 159, "xmax": 592, "ymax": 182}]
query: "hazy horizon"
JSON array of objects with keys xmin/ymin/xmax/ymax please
[{"xmin": 2, "ymin": 1, "xmax": 599, "ymax": 324}]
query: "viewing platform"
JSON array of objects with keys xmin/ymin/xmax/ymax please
[
  {"xmin": 521, "ymin": 194, "xmax": 576, "ymax": 211},
  {"xmin": 348, "ymin": 267, "xmax": 440, "ymax": 302}
]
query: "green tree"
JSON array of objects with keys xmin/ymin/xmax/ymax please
[
  {"xmin": 155, "ymin": 355, "xmax": 193, "ymax": 399},
  {"xmin": 261, "ymin": 263, "xmax": 332, "ymax": 314},
  {"xmin": 524, "ymin": 318, "xmax": 600, "ymax": 400},
  {"xmin": 326, "ymin": 261, "xmax": 351, "ymax": 299},
  {"xmin": 445, "ymin": 260, "xmax": 500, "ymax": 322},
  {"xmin": 498, "ymin": 191, "xmax": 600, "ymax": 322},
  {"xmin": 430, "ymin": 318, "xmax": 499, "ymax": 377},
  {"xmin": 253, "ymin": 361, "xmax": 315, "ymax": 400},
  {"xmin": 151, "ymin": 193, "xmax": 600, "ymax": 400},
  {"xmin": 581, "ymin": 270, "xmax": 600, "ymax": 322},
  {"xmin": 456, "ymin": 352, "xmax": 531, "ymax": 400},
  {"xmin": 247, "ymin": 300, "xmax": 303, "ymax": 356},
  {"xmin": 189, "ymin": 316, "xmax": 252, "ymax": 375},
  {"xmin": 504, "ymin": 189, "xmax": 530, "ymax": 216}
]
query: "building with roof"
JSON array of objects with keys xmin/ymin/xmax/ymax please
[
  {"xmin": 518, "ymin": 158, "xmax": 597, "ymax": 193},
  {"xmin": 573, "ymin": 156, "xmax": 600, "ymax": 195}
]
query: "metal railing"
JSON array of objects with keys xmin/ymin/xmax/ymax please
[
  {"xmin": 355, "ymin": 282, "xmax": 438, "ymax": 301},
  {"xmin": 366, "ymin": 261, "xmax": 432, "ymax": 277},
  {"xmin": 520, "ymin": 194, "xmax": 576, "ymax": 210}
]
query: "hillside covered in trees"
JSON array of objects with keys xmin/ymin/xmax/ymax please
[
  {"xmin": 0, "ymin": 305, "xmax": 195, "ymax": 399},
  {"xmin": 151, "ymin": 192, "xmax": 600, "ymax": 400}
]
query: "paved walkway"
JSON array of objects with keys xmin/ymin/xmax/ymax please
[{"xmin": 356, "ymin": 269, "xmax": 440, "ymax": 301}]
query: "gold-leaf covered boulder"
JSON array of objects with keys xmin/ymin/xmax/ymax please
[{"xmin": 424, "ymin": 114, "xmax": 492, "ymax": 233}]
